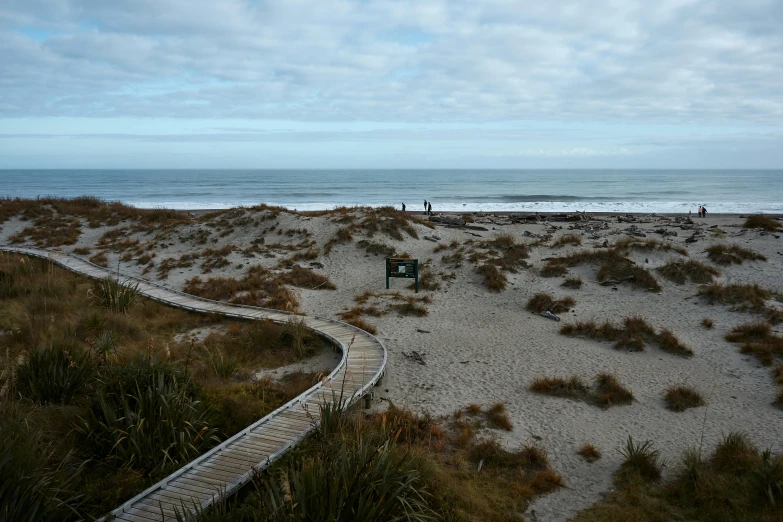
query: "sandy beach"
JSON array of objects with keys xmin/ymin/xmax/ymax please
[{"xmin": 2, "ymin": 205, "xmax": 781, "ymax": 520}]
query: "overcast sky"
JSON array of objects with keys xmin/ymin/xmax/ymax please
[{"xmin": 1, "ymin": 0, "xmax": 781, "ymax": 168}]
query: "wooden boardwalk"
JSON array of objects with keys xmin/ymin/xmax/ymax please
[{"xmin": 0, "ymin": 246, "xmax": 387, "ymax": 522}]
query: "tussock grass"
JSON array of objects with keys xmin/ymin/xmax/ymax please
[
  {"xmin": 573, "ymin": 431, "xmax": 783, "ymax": 521},
  {"xmin": 560, "ymin": 317, "xmax": 693, "ymax": 356},
  {"xmin": 706, "ymin": 243, "xmax": 767, "ymax": 265},
  {"xmin": 540, "ymin": 264, "xmax": 569, "ymax": 277},
  {"xmin": 530, "ymin": 376, "xmax": 589, "ymax": 400},
  {"xmin": 698, "ymin": 282, "xmax": 779, "ymax": 323},
  {"xmin": 702, "ymin": 318, "xmax": 714, "ymax": 328},
  {"xmin": 356, "ymin": 239, "xmax": 396, "ymax": 256},
  {"xmin": 477, "ymin": 263, "xmax": 506, "ymax": 292},
  {"xmin": 613, "ymin": 237, "xmax": 688, "ymax": 256},
  {"xmin": 664, "ymin": 385, "xmax": 705, "ymax": 412},
  {"xmin": 410, "ymin": 263, "xmax": 441, "ymax": 291},
  {"xmin": 595, "ymin": 373, "xmax": 635, "ymax": 407},
  {"xmin": 526, "ymin": 292, "xmax": 575, "ymax": 314},
  {"xmin": 617, "ymin": 436, "xmax": 663, "ymax": 483},
  {"xmin": 553, "ymin": 233, "xmax": 582, "ymax": 247},
  {"xmin": 578, "ymin": 443, "xmax": 602, "ymax": 462},
  {"xmin": 725, "ymin": 321, "xmax": 783, "ymax": 366},
  {"xmin": 530, "ymin": 373, "xmax": 634, "ymax": 408},
  {"xmin": 183, "ymin": 265, "xmax": 300, "ymax": 311},
  {"xmin": 486, "ymin": 402, "xmax": 513, "ymax": 431},
  {"xmin": 743, "ymin": 215, "xmax": 782, "ymax": 231},
  {"xmin": 562, "ymin": 276, "xmax": 583, "ymax": 288},
  {"xmin": 658, "ymin": 259, "xmax": 720, "ymax": 284},
  {"xmin": 279, "ymin": 265, "xmax": 336, "ymax": 290}
]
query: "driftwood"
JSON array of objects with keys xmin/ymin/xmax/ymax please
[
  {"xmin": 429, "ymin": 216, "xmax": 466, "ymax": 226},
  {"xmin": 402, "ymin": 351, "xmax": 426, "ymax": 365},
  {"xmin": 598, "ymin": 276, "xmax": 635, "ymax": 286}
]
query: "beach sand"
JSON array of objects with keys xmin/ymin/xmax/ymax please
[{"xmin": 2, "ymin": 207, "xmax": 781, "ymax": 520}]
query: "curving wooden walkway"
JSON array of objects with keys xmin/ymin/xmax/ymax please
[{"xmin": 0, "ymin": 246, "xmax": 387, "ymax": 522}]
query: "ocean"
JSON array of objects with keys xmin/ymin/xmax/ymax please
[{"xmin": 1, "ymin": 169, "xmax": 781, "ymax": 214}]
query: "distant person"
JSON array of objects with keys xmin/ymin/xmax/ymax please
[
  {"xmin": 424, "ymin": 199, "xmax": 428, "ymax": 212},
  {"xmin": 427, "ymin": 202, "xmax": 432, "ymax": 215},
  {"xmin": 697, "ymin": 206, "xmax": 703, "ymax": 218},
  {"xmin": 401, "ymin": 202, "xmax": 406, "ymax": 212},
  {"xmin": 702, "ymin": 206, "xmax": 707, "ymax": 218}
]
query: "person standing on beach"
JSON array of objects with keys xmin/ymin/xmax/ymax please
[
  {"xmin": 702, "ymin": 206, "xmax": 707, "ymax": 218},
  {"xmin": 401, "ymin": 202, "xmax": 406, "ymax": 212},
  {"xmin": 424, "ymin": 199, "xmax": 428, "ymax": 212},
  {"xmin": 427, "ymin": 202, "xmax": 432, "ymax": 215}
]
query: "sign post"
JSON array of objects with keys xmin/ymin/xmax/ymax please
[{"xmin": 385, "ymin": 257, "xmax": 419, "ymax": 293}]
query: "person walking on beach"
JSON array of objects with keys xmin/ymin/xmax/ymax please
[
  {"xmin": 424, "ymin": 199, "xmax": 428, "ymax": 213},
  {"xmin": 697, "ymin": 206, "xmax": 703, "ymax": 218},
  {"xmin": 427, "ymin": 202, "xmax": 432, "ymax": 216},
  {"xmin": 401, "ymin": 202, "xmax": 406, "ymax": 212},
  {"xmin": 702, "ymin": 206, "xmax": 707, "ymax": 218}
]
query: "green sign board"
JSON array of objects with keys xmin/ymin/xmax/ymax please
[{"xmin": 386, "ymin": 257, "xmax": 419, "ymax": 293}]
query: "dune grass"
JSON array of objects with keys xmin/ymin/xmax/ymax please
[
  {"xmin": 706, "ymin": 243, "xmax": 767, "ymax": 265},
  {"xmin": 543, "ymin": 249, "xmax": 661, "ymax": 291},
  {"xmin": 553, "ymin": 233, "xmax": 582, "ymax": 247},
  {"xmin": 577, "ymin": 443, "xmax": 602, "ymax": 462},
  {"xmin": 664, "ymin": 385, "xmax": 705, "ymax": 412},
  {"xmin": 560, "ymin": 317, "xmax": 694, "ymax": 356},
  {"xmin": 743, "ymin": 215, "xmax": 782, "ymax": 231},
  {"xmin": 562, "ymin": 276, "xmax": 583, "ymax": 288},
  {"xmin": 658, "ymin": 259, "xmax": 720, "ymax": 284},
  {"xmin": 530, "ymin": 373, "xmax": 634, "ymax": 408},
  {"xmin": 613, "ymin": 237, "xmax": 689, "ymax": 256},
  {"xmin": 526, "ymin": 292, "xmax": 576, "ymax": 314},
  {"xmin": 573, "ymin": 432, "xmax": 783, "ymax": 521}
]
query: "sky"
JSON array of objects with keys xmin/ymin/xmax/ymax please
[{"xmin": 0, "ymin": 0, "xmax": 781, "ymax": 169}]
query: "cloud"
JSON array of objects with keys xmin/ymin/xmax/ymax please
[{"xmin": 0, "ymin": 0, "xmax": 781, "ymax": 124}]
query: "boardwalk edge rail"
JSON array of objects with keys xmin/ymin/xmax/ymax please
[{"xmin": 0, "ymin": 246, "xmax": 388, "ymax": 520}]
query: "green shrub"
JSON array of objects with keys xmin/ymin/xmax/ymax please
[
  {"xmin": 16, "ymin": 343, "xmax": 95, "ymax": 405},
  {"xmin": 77, "ymin": 364, "xmax": 218, "ymax": 472},
  {"xmin": 91, "ymin": 276, "xmax": 140, "ymax": 314},
  {"xmin": 257, "ymin": 436, "xmax": 433, "ymax": 521},
  {"xmin": 618, "ymin": 436, "xmax": 662, "ymax": 483}
]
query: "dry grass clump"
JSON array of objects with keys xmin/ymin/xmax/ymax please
[
  {"xmin": 595, "ymin": 373, "xmax": 635, "ymax": 407},
  {"xmin": 725, "ymin": 321, "xmax": 783, "ymax": 366},
  {"xmin": 562, "ymin": 276, "xmax": 583, "ymax": 288},
  {"xmin": 613, "ymin": 237, "xmax": 689, "ymax": 256},
  {"xmin": 553, "ymin": 233, "xmax": 582, "ymax": 247},
  {"xmin": 698, "ymin": 282, "xmax": 777, "ymax": 322},
  {"xmin": 575, "ymin": 431, "xmax": 783, "ymax": 521},
  {"xmin": 477, "ymin": 263, "xmax": 506, "ymax": 292},
  {"xmin": 561, "ymin": 316, "xmax": 692, "ymax": 356},
  {"xmin": 279, "ymin": 266, "xmax": 336, "ymax": 290},
  {"xmin": 183, "ymin": 265, "xmax": 299, "ymax": 311},
  {"xmin": 89, "ymin": 252, "xmax": 109, "ymax": 267},
  {"xmin": 9, "ymin": 210, "xmax": 82, "ymax": 247},
  {"xmin": 540, "ymin": 263, "xmax": 569, "ymax": 277},
  {"xmin": 544, "ymin": 249, "xmax": 661, "ymax": 291},
  {"xmin": 658, "ymin": 259, "xmax": 720, "ymax": 284},
  {"xmin": 664, "ymin": 385, "xmax": 705, "ymax": 412},
  {"xmin": 525, "ymin": 292, "xmax": 575, "ymax": 314},
  {"xmin": 577, "ymin": 443, "xmax": 602, "ymax": 462},
  {"xmin": 409, "ymin": 263, "xmax": 440, "ymax": 291},
  {"xmin": 324, "ymin": 226, "xmax": 354, "ymax": 254},
  {"xmin": 530, "ymin": 376, "xmax": 589, "ymax": 400},
  {"xmin": 486, "ymin": 402, "xmax": 513, "ymax": 431},
  {"xmin": 743, "ymin": 215, "xmax": 782, "ymax": 231},
  {"xmin": 391, "ymin": 297, "xmax": 429, "ymax": 317},
  {"xmin": 706, "ymin": 243, "xmax": 767, "ymax": 265},
  {"xmin": 530, "ymin": 373, "xmax": 634, "ymax": 408},
  {"xmin": 356, "ymin": 239, "xmax": 396, "ymax": 257},
  {"xmin": 701, "ymin": 318, "xmax": 714, "ymax": 328}
]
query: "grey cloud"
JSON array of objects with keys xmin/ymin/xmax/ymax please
[{"xmin": 0, "ymin": 0, "xmax": 781, "ymax": 124}]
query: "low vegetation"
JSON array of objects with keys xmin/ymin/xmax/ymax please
[
  {"xmin": 552, "ymin": 233, "xmax": 582, "ymax": 247},
  {"xmin": 560, "ymin": 317, "xmax": 694, "ymax": 357},
  {"xmin": 664, "ymin": 385, "xmax": 706, "ymax": 412},
  {"xmin": 577, "ymin": 443, "xmax": 602, "ymax": 462},
  {"xmin": 613, "ymin": 237, "xmax": 689, "ymax": 256},
  {"xmin": 657, "ymin": 259, "xmax": 720, "ymax": 284},
  {"xmin": 530, "ymin": 373, "xmax": 634, "ymax": 408},
  {"xmin": 574, "ymin": 432, "xmax": 783, "ymax": 521},
  {"xmin": 0, "ymin": 253, "xmax": 329, "ymax": 519},
  {"xmin": 698, "ymin": 282, "xmax": 780, "ymax": 323},
  {"xmin": 542, "ymin": 249, "xmax": 662, "ymax": 291},
  {"xmin": 743, "ymin": 215, "xmax": 782, "ymax": 231},
  {"xmin": 562, "ymin": 276, "xmax": 583, "ymax": 288},
  {"xmin": 706, "ymin": 243, "xmax": 767, "ymax": 265},
  {"xmin": 525, "ymin": 292, "xmax": 575, "ymax": 314},
  {"xmin": 724, "ymin": 321, "xmax": 783, "ymax": 406}
]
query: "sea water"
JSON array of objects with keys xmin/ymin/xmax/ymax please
[{"xmin": 1, "ymin": 169, "xmax": 781, "ymax": 214}]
